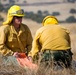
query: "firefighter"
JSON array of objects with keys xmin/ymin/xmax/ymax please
[
  {"xmin": 28, "ymin": 16, "xmax": 73, "ymax": 68},
  {"xmin": 0, "ymin": 5, "xmax": 33, "ymax": 57}
]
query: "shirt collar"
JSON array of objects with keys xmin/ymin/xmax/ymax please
[{"xmin": 10, "ymin": 23, "xmax": 25, "ymax": 34}]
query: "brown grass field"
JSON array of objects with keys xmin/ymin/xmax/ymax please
[
  {"xmin": 0, "ymin": 1, "xmax": 76, "ymax": 74},
  {"xmin": 0, "ymin": 19, "xmax": 76, "ymax": 75}
]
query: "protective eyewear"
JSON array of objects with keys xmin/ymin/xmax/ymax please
[{"xmin": 11, "ymin": 9, "xmax": 24, "ymax": 15}]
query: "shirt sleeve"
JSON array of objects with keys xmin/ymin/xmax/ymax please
[
  {"xmin": 26, "ymin": 27, "xmax": 33, "ymax": 54},
  {"xmin": 0, "ymin": 26, "xmax": 13, "ymax": 56},
  {"xmin": 66, "ymin": 29, "xmax": 71, "ymax": 46},
  {"xmin": 28, "ymin": 30, "xmax": 41, "ymax": 58}
]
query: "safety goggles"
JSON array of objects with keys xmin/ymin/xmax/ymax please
[{"xmin": 10, "ymin": 9, "xmax": 24, "ymax": 15}]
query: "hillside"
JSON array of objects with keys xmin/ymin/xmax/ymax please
[
  {"xmin": 21, "ymin": 2, "xmax": 76, "ymax": 21},
  {"xmin": 1, "ymin": 1, "xmax": 76, "ymax": 22},
  {"xmin": 0, "ymin": 1, "xmax": 76, "ymax": 59},
  {"xmin": 0, "ymin": 17, "xmax": 76, "ymax": 75},
  {"xmin": 0, "ymin": 1, "xmax": 76, "ymax": 74}
]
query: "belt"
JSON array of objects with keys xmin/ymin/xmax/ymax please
[
  {"xmin": 43, "ymin": 49, "xmax": 73, "ymax": 55},
  {"xmin": 43, "ymin": 49, "xmax": 70, "ymax": 53}
]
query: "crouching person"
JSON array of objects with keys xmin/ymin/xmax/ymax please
[{"xmin": 28, "ymin": 16, "xmax": 73, "ymax": 69}]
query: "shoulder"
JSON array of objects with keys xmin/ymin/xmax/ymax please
[
  {"xmin": 36, "ymin": 27, "xmax": 44, "ymax": 35},
  {"xmin": 0, "ymin": 25, "xmax": 10, "ymax": 34},
  {"xmin": 21, "ymin": 23, "xmax": 29, "ymax": 28},
  {"xmin": 0, "ymin": 25, "xmax": 9, "ymax": 31},
  {"xmin": 58, "ymin": 25, "xmax": 70, "ymax": 33},
  {"xmin": 57, "ymin": 24, "xmax": 66, "ymax": 29},
  {"xmin": 21, "ymin": 23, "xmax": 30, "ymax": 29},
  {"xmin": 21, "ymin": 23, "xmax": 31, "ymax": 32}
]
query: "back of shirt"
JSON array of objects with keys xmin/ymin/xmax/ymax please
[{"xmin": 38, "ymin": 25, "xmax": 71, "ymax": 51}]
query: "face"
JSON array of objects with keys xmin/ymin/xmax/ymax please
[{"xmin": 13, "ymin": 16, "xmax": 23, "ymax": 25}]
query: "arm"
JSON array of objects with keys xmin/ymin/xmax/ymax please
[
  {"xmin": 0, "ymin": 26, "xmax": 13, "ymax": 56},
  {"xmin": 28, "ymin": 30, "xmax": 41, "ymax": 58},
  {"xmin": 65, "ymin": 29, "xmax": 71, "ymax": 46},
  {"xmin": 26, "ymin": 27, "xmax": 33, "ymax": 54}
]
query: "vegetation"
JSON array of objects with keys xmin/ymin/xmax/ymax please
[
  {"xmin": 66, "ymin": 16, "xmax": 76, "ymax": 23},
  {"xmin": 0, "ymin": 3, "xmax": 4, "ymax": 12},
  {"xmin": 24, "ymin": 11, "xmax": 45, "ymax": 23},
  {"xmin": 0, "ymin": 55, "xmax": 76, "ymax": 75},
  {"xmin": 24, "ymin": 11, "xmax": 61, "ymax": 23},
  {"xmin": 0, "ymin": 15, "xmax": 4, "ymax": 21},
  {"xmin": 52, "ymin": 12, "xmax": 60, "ymax": 16},
  {"xmin": 0, "ymin": 3, "xmax": 4, "ymax": 21},
  {"xmin": 24, "ymin": 11, "xmax": 76, "ymax": 23},
  {"xmin": 67, "ymin": 0, "xmax": 76, "ymax": 3},
  {"xmin": 70, "ymin": 9, "xmax": 76, "ymax": 14},
  {"xmin": 0, "ymin": 2, "xmax": 76, "ymax": 23}
]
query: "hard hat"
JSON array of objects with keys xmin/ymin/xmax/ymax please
[
  {"xmin": 3, "ymin": 5, "xmax": 25, "ymax": 25},
  {"xmin": 42, "ymin": 16, "xmax": 58, "ymax": 26},
  {"xmin": 8, "ymin": 5, "xmax": 25, "ymax": 17}
]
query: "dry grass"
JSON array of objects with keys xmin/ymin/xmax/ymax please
[
  {"xmin": 21, "ymin": 2, "xmax": 76, "ymax": 21},
  {"xmin": 0, "ymin": 55, "xmax": 76, "ymax": 75},
  {"xmin": 0, "ymin": 18, "xmax": 76, "ymax": 75},
  {"xmin": 0, "ymin": 19, "xmax": 76, "ymax": 75},
  {"xmin": 62, "ymin": 23, "xmax": 76, "ymax": 60},
  {"xmin": 0, "ymin": 5, "xmax": 76, "ymax": 75}
]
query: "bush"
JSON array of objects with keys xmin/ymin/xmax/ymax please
[
  {"xmin": 0, "ymin": 3, "xmax": 4, "ymax": 11},
  {"xmin": 25, "ymin": 11, "xmax": 44, "ymax": 23},
  {"xmin": 52, "ymin": 12, "xmax": 60, "ymax": 16},
  {"xmin": 66, "ymin": 16, "xmax": 76, "ymax": 23},
  {"xmin": 24, "ymin": 11, "xmax": 60, "ymax": 23},
  {"xmin": 67, "ymin": 0, "xmax": 76, "ymax": 3},
  {"xmin": 43, "ymin": 11, "xmax": 49, "ymax": 15},
  {"xmin": 0, "ymin": 15, "xmax": 4, "ymax": 21},
  {"xmin": 70, "ymin": 9, "xmax": 76, "ymax": 14}
]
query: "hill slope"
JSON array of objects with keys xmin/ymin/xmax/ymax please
[{"xmin": 21, "ymin": 2, "xmax": 76, "ymax": 21}]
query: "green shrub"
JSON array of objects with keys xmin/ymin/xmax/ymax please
[
  {"xmin": 70, "ymin": 9, "xmax": 76, "ymax": 14},
  {"xmin": 0, "ymin": 3, "xmax": 4, "ymax": 11},
  {"xmin": 52, "ymin": 12, "xmax": 60, "ymax": 16},
  {"xmin": 0, "ymin": 15, "xmax": 4, "ymax": 21},
  {"xmin": 66, "ymin": 16, "xmax": 76, "ymax": 23}
]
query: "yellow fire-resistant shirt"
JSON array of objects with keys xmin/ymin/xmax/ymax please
[
  {"xmin": 0, "ymin": 23, "xmax": 33, "ymax": 56},
  {"xmin": 28, "ymin": 24, "xmax": 71, "ymax": 58}
]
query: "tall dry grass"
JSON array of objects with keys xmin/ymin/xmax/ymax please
[
  {"xmin": 62, "ymin": 23, "xmax": 76, "ymax": 60},
  {"xmin": 0, "ymin": 14, "xmax": 76, "ymax": 74},
  {"xmin": 0, "ymin": 22, "xmax": 76, "ymax": 75},
  {"xmin": 0, "ymin": 55, "xmax": 76, "ymax": 75}
]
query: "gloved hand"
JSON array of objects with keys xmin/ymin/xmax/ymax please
[
  {"xmin": 27, "ymin": 56, "xmax": 33, "ymax": 62},
  {"xmin": 13, "ymin": 52, "xmax": 26, "ymax": 58},
  {"xmin": 13, "ymin": 52, "xmax": 19, "ymax": 57},
  {"xmin": 18, "ymin": 53, "xmax": 26, "ymax": 58}
]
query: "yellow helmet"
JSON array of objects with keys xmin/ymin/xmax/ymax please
[
  {"xmin": 3, "ymin": 5, "xmax": 25, "ymax": 25},
  {"xmin": 8, "ymin": 5, "xmax": 25, "ymax": 17},
  {"xmin": 42, "ymin": 16, "xmax": 58, "ymax": 26}
]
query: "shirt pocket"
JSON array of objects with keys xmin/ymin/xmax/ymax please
[{"xmin": 8, "ymin": 34, "xmax": 18, "ymax": 43}]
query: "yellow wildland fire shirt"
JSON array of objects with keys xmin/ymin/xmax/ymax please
[
  {"xmin": 28, "ymin": 24, "xmax": 71, "ymax": 58},
  {"xmin": 0, "ymin": 23, "xmax": 33, "ymax": 56}
]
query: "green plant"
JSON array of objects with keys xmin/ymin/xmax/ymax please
[
  {"xmin": 66, "ymin": 16, "xmax": 76, "ymax": 23},
  {"xmin": 0, "ymin": 3, "xmax": 4, "ymax": 11},
  {"xmin": 0, "ymin": 15, "xmax": 4, "ymax": 21}
]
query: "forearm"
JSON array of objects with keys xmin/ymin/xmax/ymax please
[
  {"xmin": 0, "ymin": 45, "xmax": 13, "ymax": 56},
  {"xmin": 28, "ymin": 45, "xmax": 39, "ymax": 58}
]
